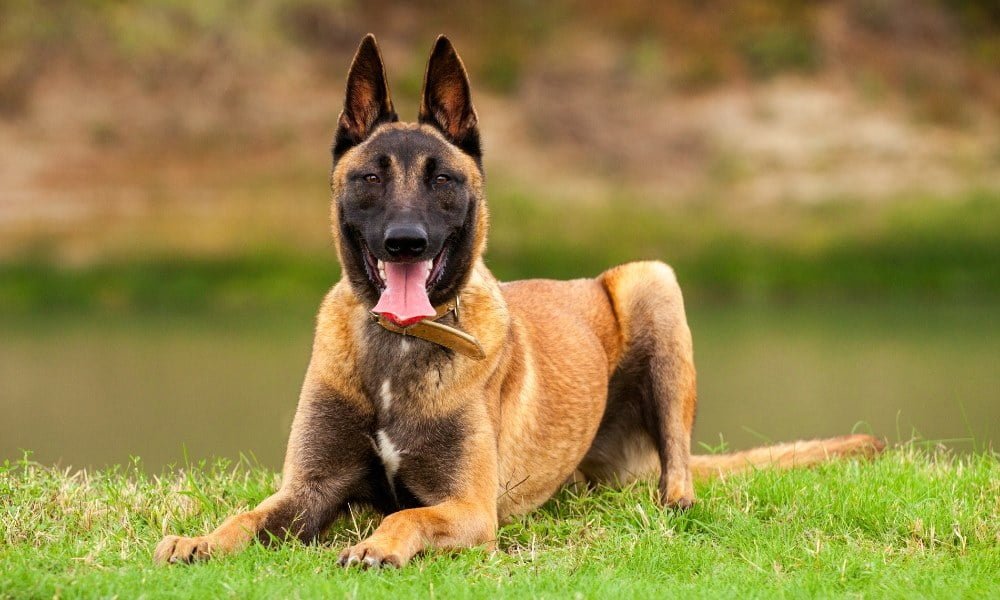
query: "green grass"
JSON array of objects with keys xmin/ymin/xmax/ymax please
[{"xmin": 2, "ymin": 446, "xmax": 997, "ymax": 598}]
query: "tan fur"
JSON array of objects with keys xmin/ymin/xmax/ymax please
[
  {"xmin": 154, "ymin": 255, "xmax": 884, "ymax": 566},
  {"xmin": 154, "ymin": 35, "xmax": 885, "ymax": 568},
  {"xmin": 691, "ymin": 434, "xmax": 886, "ymax": 480}
]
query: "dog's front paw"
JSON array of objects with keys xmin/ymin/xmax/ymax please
[
  {"xmin": 153, "ymin": 534, "xmax": 214, "ymax": 565},
  {"xmin": 337, "ymin": 537, "xmax": 406, "ymax": 569}
]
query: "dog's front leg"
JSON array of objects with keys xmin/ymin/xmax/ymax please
[
  {"xmin": 155, "ymin": 387, "xmax": 373, "ymax": 564},
  {"xmin": 337, "ymin": 426, "xmax": 499, "ymax": 568},
  {"xmin": 154, "ymin": 483, "xmax": 346, "ymax": 564},
  {"xmin": 337, "ymin": 498, "xmax": 497, "ymax": 568}
]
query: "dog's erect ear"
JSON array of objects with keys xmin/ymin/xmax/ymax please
[
  {"xmin": 418, "ymin": 35, "xmax": 481, "ymax": 162},
  {"xmin": 333, "ymin": 34, "xmax": 398, "ymax": 162}
]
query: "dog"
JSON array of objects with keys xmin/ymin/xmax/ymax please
[{"xmin": 154, "ymin": 34, "xmax": 884, "ymax": 568}]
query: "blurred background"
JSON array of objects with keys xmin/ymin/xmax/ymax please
[{"xmin": 1, "ymin": 1, "xmax": 997, "ymax": 470}]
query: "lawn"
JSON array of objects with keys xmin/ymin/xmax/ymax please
[{"xmin": 2, "ymin": 445, "xmax": 997, "ymax": 599}]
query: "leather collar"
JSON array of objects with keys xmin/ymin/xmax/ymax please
[{"xmin": 370, "ymin": 297, "xmax": 486, "ymax": 360}]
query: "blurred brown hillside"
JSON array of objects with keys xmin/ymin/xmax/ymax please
[{"xmin": 1, "ymin": 0, "xmax": 998, "ymax": 261}]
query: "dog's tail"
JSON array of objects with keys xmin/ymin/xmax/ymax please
[{"xmin": 690, "ymin": 434, "xmax": 885, "ymax": 481}]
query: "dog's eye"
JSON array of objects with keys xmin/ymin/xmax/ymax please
[
  {"xmin": 434, "ymin": 174, "xmax": 451, "ymax": 185},
  {"xmin": 363, "ymin": 174, "xmax": 380, "ymax": 184}
]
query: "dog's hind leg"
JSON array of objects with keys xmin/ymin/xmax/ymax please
[{"xmin": 589, "ymin": 261, "xmax": 697, "ymax": 508}]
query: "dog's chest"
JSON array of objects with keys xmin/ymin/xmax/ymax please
[
  {"xmin": 360, "ymin": 327, "xmax": 454, "ymax": 396},
  {"xmin": 361, "ymin": 355, "xmax": 466, "ymax": 509}
]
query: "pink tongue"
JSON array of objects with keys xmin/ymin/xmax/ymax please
[{"xmin": 372, "ymin": 261, "xmax": 436, "ymax": 326}]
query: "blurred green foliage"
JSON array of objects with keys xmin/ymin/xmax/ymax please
[
  {"xmin": 738, "ymin": 24, "xmax": 822, "ymax": 79},
  {"xmin": 1, "ymin": 189, "xmax": 996, "ymax": 314},
  {"xmin": 0, "ymin": 1, "xmax": 996, "ymax": 312}
]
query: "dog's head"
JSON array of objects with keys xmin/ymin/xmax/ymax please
[{"xmin": 330, "ymin": 35, "xmax": 487, "ymax": 326}]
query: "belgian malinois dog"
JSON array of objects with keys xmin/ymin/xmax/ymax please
[{"xmin": 154, "ymin": 34, "xmax": 884, "ymax": 568}]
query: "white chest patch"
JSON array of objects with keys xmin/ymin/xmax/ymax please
[
  {"xmin": 375, "ymin": 430, "xmax": 403, "ymax": 481},
  {"xmin": 379, "ymin": 379, "xmax": 392, "ymax": 411}
]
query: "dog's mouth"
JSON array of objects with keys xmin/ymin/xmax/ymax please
[{"xmin": 361, "ymin": 239, "xmax": 450, "ymax": 327}]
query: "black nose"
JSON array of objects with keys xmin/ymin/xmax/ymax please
[{"xmin": 384, "ymin": 225, "xmax": 428, "ymax": 259}]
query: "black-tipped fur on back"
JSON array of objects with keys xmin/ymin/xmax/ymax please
[{"xmin": 332, "ymin": 34, "xmax": 399, "ymax": 162}]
